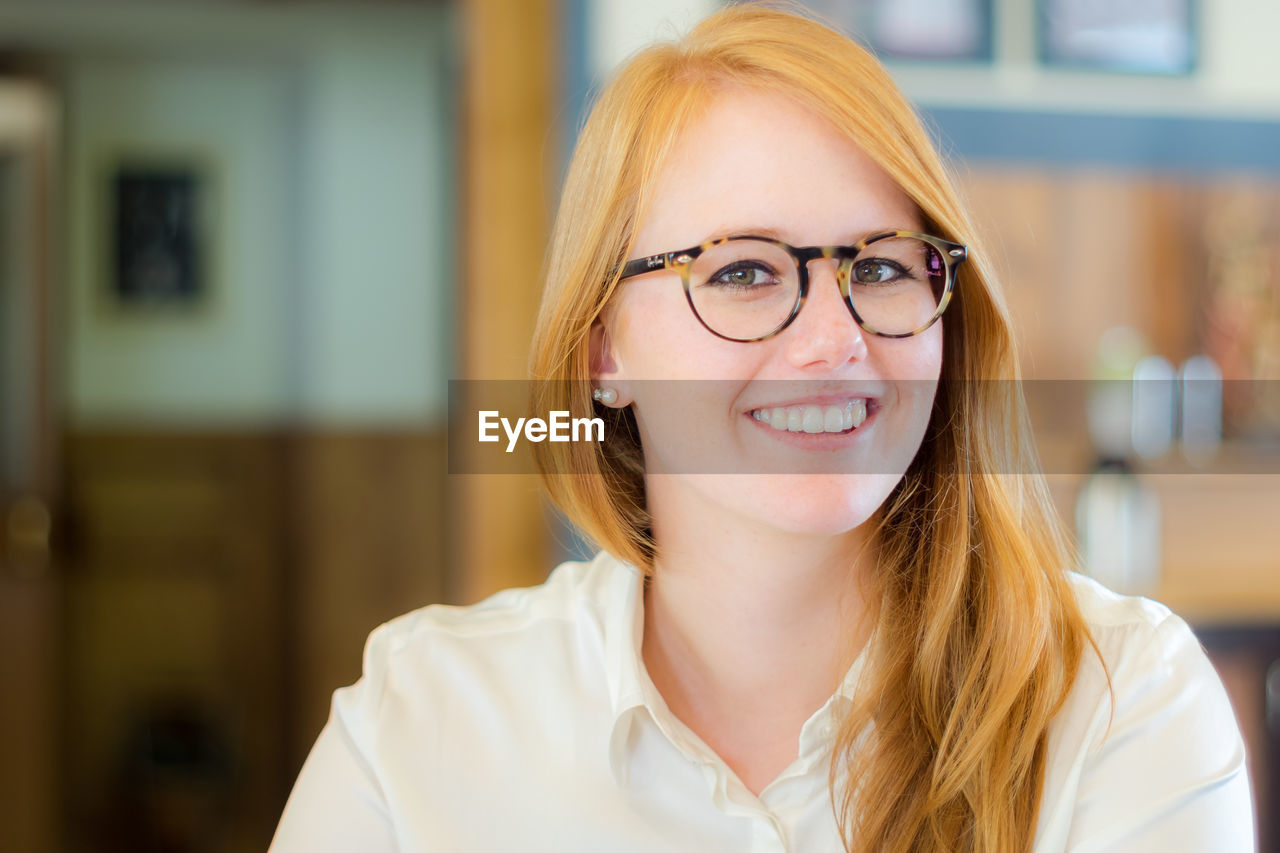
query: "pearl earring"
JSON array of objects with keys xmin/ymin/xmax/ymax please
[{"xmin": 593, "ymin": 387, "xmax": 618, "ymax": 405}]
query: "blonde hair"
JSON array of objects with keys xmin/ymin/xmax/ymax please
[{"xmin": 529, "ymin": 3, "xmax": 1094, "ymax": 850}]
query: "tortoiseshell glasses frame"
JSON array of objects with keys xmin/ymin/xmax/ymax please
[{"xmin": 615, "ymin": 230, "xmax": 968, "ymax": 342}]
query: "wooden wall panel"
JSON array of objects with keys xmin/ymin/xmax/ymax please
[
  {"xmin": 962, "ymin": 168, "xmax": 1156, "ymax": 379},
  {"xmin": 959, "ymin": 168, "xmax": 1060, "ymax": 374},
  {"xmin": 1134, "ymin": 180, "xmax": 1201, "ymax": 363},
  {"xmin": 288, "ymin": 432, "xmax": 449, "ymax": 765},
  {"xmin": 957, "ymin": 168, "xmax": 1252, "ymax": 380},
  {"xmin": 456, "ymin": 0, "xmax": 559, "ymax": 604},
  {"xmin": 62, "ymin": 429, "xmax": 450, "ymax": 851},
  {"xmin": 63, "ymin": 432, "xmax": 290, "ymax": 853}
]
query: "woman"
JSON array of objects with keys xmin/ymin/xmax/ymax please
[{"xmin": 272, "ymin": 4, "xmax": 1252, "ymax": 850}]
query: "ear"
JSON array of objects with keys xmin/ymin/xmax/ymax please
[{"xmin": 588, "ymin": 318, "xmax": 631, "ymax": 406}]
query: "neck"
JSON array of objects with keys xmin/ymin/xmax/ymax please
[{"xmin": 640, "ymin": 476, "xmax": 876, "ymax": 755}]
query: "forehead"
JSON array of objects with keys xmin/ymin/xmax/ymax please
[{"xmin": 633, "ymin": 87, "xmax": 919, "ymax": 254}]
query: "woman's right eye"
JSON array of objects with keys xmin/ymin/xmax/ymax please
[{"xmin": 707, "ymin": 261, "xmax": 777, "ymax": 288}]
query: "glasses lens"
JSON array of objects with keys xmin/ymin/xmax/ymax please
[
  {"xmin": 846, "ymin": 236, "xmax": 947, "ymax": 335},
  {"xmin": 687, "ymin": 240, "xmax": 801, "ymax": 340}
]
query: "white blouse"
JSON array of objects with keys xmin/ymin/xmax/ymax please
[{"xmin": 270, "ymin": 551, "xmax": 1254, "ymax": 852}]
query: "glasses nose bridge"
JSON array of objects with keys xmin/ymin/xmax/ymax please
[
  {"xmin": 793, "ymin": 244, "xmax": 848, "ymax": 294},
  {"xmin": 789, "ymin": 244, "xmax": 860, "ymax": 336}
]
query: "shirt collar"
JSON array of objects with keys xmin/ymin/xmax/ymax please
[
  {"xmin": 596, "ymin": 550, "xmax": 648, "ymax": 721},
  {"xmin": 591, "ymin": 551, "xmax": 649, "ymax": 785},
  {"xmin": 594, "ymin": 549, "xmax": 870, "ymax": 786}
]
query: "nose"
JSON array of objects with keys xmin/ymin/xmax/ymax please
[{"xmin": 782, "ymin": 258, "xmax": 868, "ymax": 370}]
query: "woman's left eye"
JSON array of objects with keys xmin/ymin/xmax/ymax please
[{"xmin": 852, "ymin": 259, "xmax": 904, "ymax": 284}]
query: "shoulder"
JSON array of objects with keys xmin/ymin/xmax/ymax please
[
  {"xmin": 368, "ymin": 552, "xmax": 614, "ymax": 653},
  {"xmin": 1063, "ymin": 571, "xmax": 1232, "ymax": 740},
  {"xmin": 1035, "ymin": 573, "xmax": 1253, "ymax": 849},
  {"xmin": 275, "ymin": 552, "xmax": 644, "ymax": 847},
  {"xmin": 1067, "ymin": 571, "xmax": 1201, "ymax": 672},
  {"xmin": 340, "ymin": 550, "xmax": 637, "ymax": 726}
]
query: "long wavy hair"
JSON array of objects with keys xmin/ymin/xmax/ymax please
[{"xmin": 529, "ymin": 3, "xmax": 1094, "ymax": 850}]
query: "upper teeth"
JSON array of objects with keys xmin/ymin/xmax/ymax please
[{"xmin": 751, "ymin": 400, "xmax": 868, "ymax": 434}]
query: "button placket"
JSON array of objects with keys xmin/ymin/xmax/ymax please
[{"xmin": 748, "ymin": 812, "xmax": 790, "ymax": 853}]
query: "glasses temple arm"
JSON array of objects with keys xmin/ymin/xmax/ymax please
[{"xmin": 617, "ymin": 253, "xmax": 670, "ymax": 281}]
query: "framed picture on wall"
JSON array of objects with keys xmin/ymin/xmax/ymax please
[
  {"xmin": 1038, "ymin": 0, "xmax": 1196, "ymax": 74},
  {"xmin": 105, "ymin": 158, "xmax": 213, "ymax": 308},
  {"xmin": 804, "ymin": 0, "xmax": 993, "ymax": 63}
]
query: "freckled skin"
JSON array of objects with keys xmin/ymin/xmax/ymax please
[{"xmin": 597, "ymin": 86, "xmax": 941, "ymax": 539}]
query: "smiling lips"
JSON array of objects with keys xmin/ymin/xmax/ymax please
[{"xmin": 749, "ymin": 399, "xmax": 869, "ymax": 434}]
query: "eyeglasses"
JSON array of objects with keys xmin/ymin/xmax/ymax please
[{"xmin": 616, "ymin": 230, "xmax": 968, "ymax": 342}]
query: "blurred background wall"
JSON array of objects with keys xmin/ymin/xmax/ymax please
[
  {"xmin": 1, "ymin": 0, "xmax": 1278, "ymax": 850},
  {"xmin": 0, "ymin": 4, "xmax": 460, "ymax": 851}
]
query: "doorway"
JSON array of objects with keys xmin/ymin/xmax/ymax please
[{"xmin": 0, "ymin": 78, "xmax": 59, "ymax": 853}]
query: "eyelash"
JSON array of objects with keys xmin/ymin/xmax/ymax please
[
  {"xmin": 707, "ymin": 261, "xmax": 781, "ymax": 288},
  {"xmin": 851, "ymin": 258, "xmax": 910, "ymax": 284}
]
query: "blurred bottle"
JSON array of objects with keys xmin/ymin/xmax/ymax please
[
  {"xmin": 1132, "ymin": 355, "xmax": 1176, "ymax": 460},
  {"xmin": 1077, "ymin": 327, "xmax": 1163, "ymax": 594},
  {"xmin": 1179, "ymin": 354, "xmax": 1223, "ymax": 465},
  {"xmin": 1076, "ymin": 459, "xmax": 1162, "ymax": 594},
  {"xmin": 1087, "ymin": 326, "xmax": 1147, "ymax": 459}
]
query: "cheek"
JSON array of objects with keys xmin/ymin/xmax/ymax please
[
  {"xmin": 908, "ymin": 330, "xmax": 944, "ymax": 425},
  {"xmin": 612, "ymin": 284, "xmax": 696, "ymax": 377},
  {"xmin": 869, "ymin": 326, "xmax": 943, "ymax": 464},
  {"xmin": 612, "ymin": 281, "xmax": 762, "ymax": 380},
  {"xmin": 891, "ymin": 323, "xmax": 944, "ymax": 382},
  {"xmin": 907, "ymin": 328, "xmax": 943, "ymax": 408}
]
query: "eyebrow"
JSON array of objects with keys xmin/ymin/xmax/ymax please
[
  {"xmin": 711, "ymin": 225, "xmax": 787, "ymax": 241},
  {"xmin": 702, "ymin": 225, "xmax": 918, "ymax": 245}
]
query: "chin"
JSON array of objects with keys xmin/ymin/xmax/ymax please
[{"xmin": 714, "ymin": 472, "xmax": 904, "ymax": 539}]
